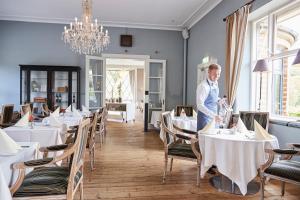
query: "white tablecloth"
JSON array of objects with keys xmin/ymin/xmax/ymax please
[
  {"xmin": 198, "ymin": 130, "xmax": 279, "ymax": 195},
  {"xmin": 0, "ymin": 142, "xmax": 39, "ymax": 200},
  {"xmin": 56, "ymin": 116, "xmax": 82, "ymax": 128},
  {"xmin": 172, "ymin": 116, "xmax": 197, "ymax": 132},
  {"xmin": 4, "ymin": 124, "xmax": 63, "ymax": 148},
  {"xmin": 150, "ymin": 111, "xmax": 162, "ymax": 128}
]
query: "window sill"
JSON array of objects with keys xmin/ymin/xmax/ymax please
[{"xmin": 270, "ymin": 117, "xmax": 300, "ymax": 128}]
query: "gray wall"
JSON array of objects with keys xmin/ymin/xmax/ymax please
[
  {"xmin": 0, "ymin": 20, "xmax": 183, "ymax": 110},
  {"xmin": 186, "ymin": 0, "xmax": 271, "ymax": 109}
]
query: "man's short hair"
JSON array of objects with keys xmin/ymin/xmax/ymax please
[{"xmin": 208, "ymin": 64, "xmax": 221, "ymax": 71}]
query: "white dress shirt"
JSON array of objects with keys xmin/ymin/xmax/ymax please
[{"xmin": 196, "ymin": 78, "xmax": 219, "ymax": 118}]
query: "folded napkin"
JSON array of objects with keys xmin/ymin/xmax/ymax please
[
  {"xmin": 0, "ymin": 129, "xmax": 21, "ymax": 155},
  {"xmin": 198, "ymin": 118, "xmax": 216, "ymax": 134},
  {"xmin": 14, "ymin": 112, "xmax": 29, "ymax": 127},
  {"xmin": 72, "ymin": 108, "xmax": 82, "ymax": 117},
  {"xmin": 193, "ymin": 110, "xmax": 197, "ymax": 118},
  {"xmin": 65, "ymin": 105, "xmax": 72, "ymax": 112},
  {"xmin": 235, "ymin": 117, "xmax": 249, "ymax": 133},
  {"xmin": 170, "ymin": 109, "xmax": 175, "ymax": 119},
  {"xmin": 52, "ymin": 107, "xmax": 60, "ymax": 117},
  {"xmin": 254, "ymin": 120, "xmax": 273, "ymax": 140},
  {"xmin": 48, "ymin": 114, "xmax": 62, "ymax": 127}
]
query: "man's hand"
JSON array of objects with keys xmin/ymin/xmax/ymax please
[
  {"xmin": 215, "ymin": 115, "xmax": 223, "ymax": 123},
  {"xmin": 218, "ymin": 98, "xmax": 227, "ymax": 106}
]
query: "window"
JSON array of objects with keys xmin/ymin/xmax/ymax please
[{"xmin": 252, "ymin": 2, "xmax": 300, "ymax": 118}]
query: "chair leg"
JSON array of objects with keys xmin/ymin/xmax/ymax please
[
  {"xmin": 281, "ymin": 181, "xmax": 285, "ymax": 197},
  {"xmin": 169, "ymin": 158, "xmax": 173, "ymax": 172},
  {"xmin": 80, "ymin": 182, "xmax": 84, "ymax": 200},
  {"xmin": 260, "ymin": 173, "xmax": 265, "ymax": 200},
  {"xmin": 197, "ymin": 160, "xmax": 201, "ymax": 187},
  {"xmin": 162, "ymin": 156, "xmax": 168, "ymax": 183},
  {"xmin": 89, "ymin": 150, "xmax": 93, "ymax": 171}
]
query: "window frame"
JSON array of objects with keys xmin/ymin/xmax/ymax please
[{"xmin": 250, "ymin": 1, "xmax": 300, "ymax": 120}]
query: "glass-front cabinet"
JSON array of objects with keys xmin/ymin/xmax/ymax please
[{"xmin": 20, "ymin": 65, "xmax": 80, "ymax": 113}]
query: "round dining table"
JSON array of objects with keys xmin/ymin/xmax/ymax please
[{"xmin": 172, "ymin": 117, "xmax": 279, "ymax": 196}]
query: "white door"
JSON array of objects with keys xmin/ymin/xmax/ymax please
[
  {"xmin": 144, "ymin": 59, "xmax": 166, "ymax": 131},
  {"xmin": 85, "ymin": 55, "xmax": 106, "ymax": 111}
]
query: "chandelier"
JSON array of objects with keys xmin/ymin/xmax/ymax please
[{"xmin": 62, "ymin": 0, "xmax": 110, "ymax": 55}]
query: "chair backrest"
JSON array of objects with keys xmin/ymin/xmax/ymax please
[
  {"xmin": 88, "ymin": 112, "xmax": 99, "ymax": 149},
  {"xmin": 0, "ymin": 104, "xmax": 14, "ymax": 124},
  {"xmin": 20, "ymin": 104, "xmax": 31, "ymax": 116},
  {"xmin": 42, "ymin": 103, "xmax": 50, "ymax": 116},
  {"xmin": 239, "ymin": 111, "xmax": 269, "ymax": 131},
  {"xmin": 161, "ymin": 112, "xmax": 175, "ymax": 144},
  {"xmin": 67, "ymin": 118, "xmax": 90, "ymax": 196},
  {"xmin": 175, "ymin": 105, "xmax": 193, "ymax": 117}
]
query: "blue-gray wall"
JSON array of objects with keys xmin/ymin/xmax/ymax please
[
  {"xmin": 0, "ymin": 20, "xmax": 183, "ymax": 110},
  {"xmin": 186, "ymin": 0, "xmax": 271, "ymax": 109}
]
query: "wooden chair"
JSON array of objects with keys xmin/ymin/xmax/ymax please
[
  {"xmin": 260, "ymin": 143, "xmax": 300, "ymax": 200},
  {"xmin": 20, "ymin": 104, "xmax": 32, "ymax": 116},
  {"xmin": 161, "ymin": 112, "xmax": 202, "ymax": 186},
  {"xmin": 88, "ymin": 112, "xmax": 99, "ymax": 170},
  {"xmin": 10, "ymin": 118, "xmax": 91, "ymax": 200},
  {"xmin": 175, "ymin": 105, "xmax": 193, "ymax": 117},
  {"xmin": 0, "ymin": 104, "xmax": 14, "ymax": 128},
  {"xmin": 239, "ymin": 111, "xmax": 269, "ymax": 131},
  {"xmin": 42, "ymin": 103, "xmax": 51, "ymax": 117}
]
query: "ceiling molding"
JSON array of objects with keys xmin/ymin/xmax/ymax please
[
  {"xmin": 182, "ymin": 0, "xmax": 223, "ymax": 29},
  {"xmin": 0, "ymin": 0, "xmax": 223, "ymax": 31}
]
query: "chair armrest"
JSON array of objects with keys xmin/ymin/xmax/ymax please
[
  {"xmin": 13, "ymin": 157, "xmax": 54, "ymax": 170},
  {"xmin": 272, "ymin": 149, "xmax": 300, "ymax": 155},
  {"xmin": 40, "ymin": 144, "xmax": 70, "ymax": 152},
  {"xmin": 287, "ymin": 143, "xmax": 300, "ymax": 149},
  {"xmin": 175, "ymin": 132, "xmax": 197, "ymax": 141}
]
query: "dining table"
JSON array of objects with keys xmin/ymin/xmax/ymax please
[
  {"xmin": 0, "ymin": 142, "xmax": 39, "ymax": 200},
  {"xmin": 4, "ymin": 123, "xmax": 64, "ymax": 148},
  {"xmin": 171, "ymin": 117, "xmax": 279, "ymax": 196}
]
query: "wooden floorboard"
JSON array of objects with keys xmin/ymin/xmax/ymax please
[{"xmin": 76, "ymin": 121, "xmax": 300, "ymax": 200}]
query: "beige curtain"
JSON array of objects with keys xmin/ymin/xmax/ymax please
[{"xmin": 225, "ymin": 4, "xmax": 251, "ymax": 107}]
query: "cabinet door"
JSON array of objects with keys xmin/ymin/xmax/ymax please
[
  {"xmin": 30, "ymin": 70, "xmax": 48, "ymax": 114},
  {"xmin": 52, "ymin": 71, "xmax": 69, "ymax": 109},
  {"xmin": 145, "ymin": 59, "xmax": 166, "ymax": 125},
  {"xmin": 85, "ymin": 56, "xmax": 106, "ymax": 111},
  {"xmin": 71, "ymin": 71, "xmax": 79, "ymax": 109}
]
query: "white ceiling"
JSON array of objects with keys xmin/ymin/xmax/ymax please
[{"xmin": 0, "ymin": 0, "xmax": 222, "ymax": 30}]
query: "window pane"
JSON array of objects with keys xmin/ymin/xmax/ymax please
[
  {"xmin": 256, "ymin": 17, "xmax": 269, "ymax": 59},
  {"xmin": 272, "ymin": 55, "xmax": 300, "ymax": 117},
  {"xmin": 275, "ymin": 7, "xmax": 300, "ymax": 54}
]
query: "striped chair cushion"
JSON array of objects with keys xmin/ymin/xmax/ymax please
[
  {"xmin": 168, "ymin": 143, "xmax": 197, "ymax": 159},
  {"xmin": 14, "ymin": 167, "xmax": 82, "ymax": 197}
]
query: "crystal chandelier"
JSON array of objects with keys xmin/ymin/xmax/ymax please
[{"xmin": 62, "ymin": 0, "xmax": 110, "ymax": 55}]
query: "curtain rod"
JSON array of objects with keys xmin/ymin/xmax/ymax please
[{"xmin": 223, "ymin": 0, "xmax": 255, "ymax": 22}]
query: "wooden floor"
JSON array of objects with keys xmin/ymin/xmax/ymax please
[{"xmin": 78, "ymin": 121, "xmax": 300, "ymax": 200}]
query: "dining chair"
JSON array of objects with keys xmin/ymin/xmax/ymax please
[
  {"xmin": 20, "ymin": 104, "xmax": 32, "ymax": 116},
  {"xmin": 0, "ymin": 104, "xmax": 14, "ymax": 128},
  {"xmin": 87, "ymin": 112, "xmax": 99, "ymax": 170},
  {"xmin": 175, "ymin": 105, "xmax": 194, "ymax": 117},
  {"xmin": 239, "ymin": 111, "xmax": 269, "ymax": 131},
  {"xmin": 42, "ymin": 103, "xmax": 51, "ymax": 117},
  {"xmin": 260, "ymin": 143, "xmax": 300, "ymax": 200},
  {"xmin": 161, "ymin": 111, "xmax": 202, "ymax": 186},
  {"xmin": 10, "ymin": 118, "xmax": 90, "ymax": 200}
]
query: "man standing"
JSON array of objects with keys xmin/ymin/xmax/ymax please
[{"xmin": 196, "ymin": 64, "xmax": 223, "ymax": 131}]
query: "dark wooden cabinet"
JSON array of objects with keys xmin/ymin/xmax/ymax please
[{"xmin": 20, "ymin": 65, "xmax": 80, "ymax": 112}]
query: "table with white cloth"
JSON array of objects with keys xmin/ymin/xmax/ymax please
[
  {"xmin": 150, "ymin": 111, "xmax": 162, "ymax": 128},
  {"xmin": 198, "ymin": 130, "xmax": 279, "ymax": 195},
  {"xmin": 56, "ymin": 115, "xmax": 83, "ymax": 128},
  {"xmin": 172, "ymin": 116, "xmax": 197, "ymax": 133},
  {"xmin": 0, "ymin": 142, "xmax": 39, "ymax": 200},
  {"xmin": 4, "ymin": 123, "xmax": 63, "ymax": 149}
]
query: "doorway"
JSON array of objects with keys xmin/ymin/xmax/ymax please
[{"xmin": 105, "ymin": 58, "xmax": 145, "ymax": 122}]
